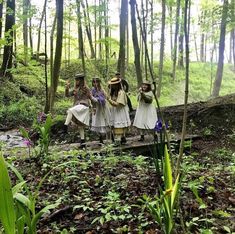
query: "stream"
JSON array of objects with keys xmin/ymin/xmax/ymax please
[{"xmin": 0, "ymin": 129, "xmax": 26, "ymax": 148}]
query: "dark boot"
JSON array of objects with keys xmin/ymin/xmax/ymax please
[
  {"xmin": 79, "ymin": 139, "xmax": 86, "ymax": 149},
  {"xmin": 138, "ymin": 135, "xmax": 144, "ymax": 142},
  {"xmin": 121, "ymin": 136, "xmax": 127, "ymax": 144},
  {"xmin": 111, "ymin": 133, "xmax": 115, "ymax": 143},
  {"xmin": 62, "ymin": 125, "xmax": 68, "ymax": 134},
  {"xmin": 154, "ymin": 134, "xmax": 158, "ymax": 142},
  {"xmin": 99, "ymin": 135, "xmax": 104, "ymax": 144}
]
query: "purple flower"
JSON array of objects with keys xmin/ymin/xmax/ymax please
[
  {"xmin": 155, "ymin": 120, "xmax": 163, "ymax": 133},
  {"xmin": 23, "ymin": 139, "xmax": 32, "ymax": 147},
  {"xmin": 155, "ymin": 120, "xmax": 169, "ymax": 133},
  {"xmin": 37, "ymin": 112, "xmax": 47, "ymax": 123}
]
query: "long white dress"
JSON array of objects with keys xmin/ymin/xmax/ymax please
[
  {"xmin": 109, "ymin": 90, "xmax": 131, "ymax": 128},
  {"xmin": 91, "ymin": 88, "xmax": 111, "ymax": 133},
  {"xmin": 133, "ymin": 91, "xmax": 157, "ymax": 129}
]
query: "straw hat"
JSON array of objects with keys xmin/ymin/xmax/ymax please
[
  {"xmin": 142, "ymin": 80, "xmax": 152, "ymax": 85},
  {"xmin": 108, "ymin": 77, "xmax": 121, "ymax": 85},
  {"xmin": 74, "ymin": 73, "xmax": 85, "ymax": 80}
]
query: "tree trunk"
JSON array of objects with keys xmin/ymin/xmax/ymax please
[
  {"xmin": 50, "ymin": 15, "xmax": 56, "ymax": 84},
  {"xmin": 0, "ymin": 1, "xmax": 3, "ymax": 39},
  {"xmin": 150, "ymin": 0, "xmax": 153, "ymax": 69},
  {"xmin": 172, "ymin": 0, "xmax": 180, "ymax": 81},
  {"xmin": 48, "ymin": 0, "xmax": 64, "ymax": 112},
  {"xmin": 178, "ymin": 9, "xmax": 184, "ymax": 68},
  {"xmin": 104, "ymin": 0, "xmax": 109, "ymax": 79},
  {"xmin": 36, "ymin": 0, "xmax": 47, "ymax": 60},
  {"xmin": 29, "ymin": 2, "xmax": 33, "ymax": 57},
  {"xmin": 200, "ymin": 34, "xmax": 205, "ymax": 62},
  {"xmin": 1, "ymin": 0, "xmax": 15, "ymax": 78},
  {"xmin": 157, "ymin": 0, "xmax": 166, "ymax": 98},
  {"xmin": 76, "ymin": 0, "xmax": 86, "ymax": 73},
  {"xmin": 81, "ymin": 0, "xmax": 95, "ymax": 58},
  {"xmin": 98, "ymin": 0, "xmax": 102, "ymax": 59},
  {"xmin": 233, "ymin": 29, "xmax": 235, "ymax": 71},
  {"xmin": 23, "ymin": 0, "xmax": 30, "ymax": 65},
  {"xmin": 176, "ymin": 0, "xmax": 190, "ymax": 177},
  {"xmin": 117, "ymin": 0, "xmax": 128, "ymax": 77},
  {"xmin": 130, "ymin": 0, "xmax": 142, "ymax": 87},
  {"xmin": 212, "ymin": 0, "xmax": 228, "ymax": 97}
]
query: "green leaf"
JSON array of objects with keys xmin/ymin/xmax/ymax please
[
  {"xmin": 31, "ymin": 202, "xmax": 60, "ymax": 232},
  {"xmin": 0, "ymin": 153, "xmax": 16, "ymax": 234},
  {"xmin": 164, "ymin": 145, "xmax": 173, "ymax": 190},
  {"xmin": 16, "ymin": 216, "xmax": 26, "ymax": 234},
  {"xmin": 12, "ymin": 181, "xmax": 26, "ymax": 196},
  {"xmin": 14, "ymin": 193, "xmax": 31, "ymax": 210}
]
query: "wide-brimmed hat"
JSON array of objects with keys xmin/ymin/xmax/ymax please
[
  {"xmin": 74, "ymin": 73, "xmax": 85, "ymax": 80},
  {"xmin": 142, "ymin": 80, "xmax": 152, "ymax": 85},
  {"xmin": 108, "ymin": 77, "xmax": 121, "ymax": 85},
  {"xmin": 92, "ymin": 77, "xmax": 101, "ymax": 82}
]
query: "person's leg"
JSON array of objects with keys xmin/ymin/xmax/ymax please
[
  {"xmin": 65, "ymin": 110, "xmax": 73, "ymax": 125},
  {"xmin": 138, "ymin": 129, "xmax": 145, "ymax": 141},
  {"xmin": 79, "ymin": 127, "xmax": 86, "ymax": 148},
  {"xmin": 63, "ymin": 110, "xmax": 73, "ymax": 133}
]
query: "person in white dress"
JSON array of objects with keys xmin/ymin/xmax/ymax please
[
  {"xmin": 133, "ymin": 80, "xmax": 158, "ymax": 141},
  {"xmin": 64, "ymin": 73, "xmax": 92, "ymax": 148},
  {"xmin": 90, "ymin": 77, "xmax": 111, "ymax": 144},
  {"xmin": 107, "ymin": 77, "xmax": 131, "ymax": 146}
]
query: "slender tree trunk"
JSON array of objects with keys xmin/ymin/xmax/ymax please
[
  {"xmin": 178, "ymin": 9, "xmax": 184, "ymax": 68},
  {"xmin": 1, "ymin": 0, "xmax": 15, "ymax": 78},
  {"xmin": 200, "ymin": 34, "xmax": 205, "ymax": 62},
  {"xmin": 36, "ymin": 0, "xmax": 47, "ymax": 60},
  {"xmin": 157, "ymin": 0, "xmax": 166, "ymax": 98},
  {"xmin": 99, "ymin": 0, "xmax": 102, "ymax": 59},
  {"xmin": 48, "ymin": 0, "xmax": 64, "ymax": 112},
  {"xmin": 126, "ymin": 0, "xmax": 129, "ymax": 65},
  {"xmin": 172, "ymin": 0, "xmax": 180, "ymax": 80},
  {"xmin": 68, "ymin": 6, "xmax": 71, "ymax": 67},
  {"xmin": 104, "ymin": 0, "xmax": 109, "ymax": 78},
  {"xmin": 175, "ymin": 0, "xmax": 190, "ymax": 178},
  {"xmin": 193, "ymin": 32, "xmax": 199, "ymax": 61},
  {"xmin": 94, "ymin": 0, "xmax": 97, "ymax": 59},
  {"xmin": 150, "ymin": 0, "xmax": 153, "ymax": 69},
  {"xmin": 44, "ymin": 5, "xmax": 49, "ymax": 113},
  {"xmin": 23, "ymin": 0, "xmax": 30, "ymax": 65},
  {"xmin": 76, "ymin": 0, "xmax": 86, "ymax": 73},
  {"xmin": 169, "ymin": 5, "xmax": 173, "ymax": 59},
  {"xmin": 130, "ymin": 0, "xmax": 142, "ymax": 87},
  {"xmin": 0, "ymin": 1, "xmax": 3, "ymax": 39},
  {"xmin": 50, "ymin": 15, "xmax": 56, "ymax": 85},
  {"xmin": 229, "ymin": 30, "xmax": 233, "ymax": 63},
  {"xmin": 117, "ymin": 0, "xmax": 128, "ymax": 77},
  {"xmin": 212, "ymin": 0, "xmax": 228, "ymax": 97},
  {"xmin": 29, "ymin": 2, "xmax": 33, "ymax": 57},
  {"xmin": 81, "ymin": 0, "xmax": 95, "ymax": 58},
  {"xmin": 233, "ymin": 29, "xmax": 235, "ymax": 70}
]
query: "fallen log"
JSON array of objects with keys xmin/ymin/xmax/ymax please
[{"xmin": 161, "ymin": 93, "xmax": 235, "ymax": 135}]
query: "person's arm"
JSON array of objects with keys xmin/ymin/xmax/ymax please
[
  {"xmin": 122, "ymin": 79, "xmax": 129, "ymax": 92},
  {"xmin": 65, "ymin": 80, "xmax": 73, "ymax": 97},
  {"xmin": 140, "ymin": 92, "xmax": 153, "ymax": 103},
  {"xmin": 108, "ymin": 90, "xmax": 126, "ymax": 106}
]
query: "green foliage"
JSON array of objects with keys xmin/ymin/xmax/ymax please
[
  {"xmin": 0, "ymin": 152, "xmax": 16, "ymax": 234},
  {"xmin": 0, "ymin": 98, "xmax": 39, "ymax": 128},
  {"xmin": 141, "ymin": 146, "xmax": 180, "ymax": 234}
]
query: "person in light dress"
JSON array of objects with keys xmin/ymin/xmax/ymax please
[
  {"xmin": 64, "ymin": 73, "xmax": 92, "ymax": 148},
  {"xmin": 107, "ymin": 77, "xmax": 131, "ymax": 146},
  {"xmin": 90, "ymin": 77, "xmax": 111, "ymax": 144},
  {"xmin": 133, "ymin": 80, "xmax": 158, "ymax": 141}
]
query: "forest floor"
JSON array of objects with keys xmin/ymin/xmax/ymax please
[
  {"xmin": 3, "ymin": 126, "xmax": 234, "ymax": 234},
  {"xmin": 1, "ymin": 94, "xmax": 235, "ymax": 233}
]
